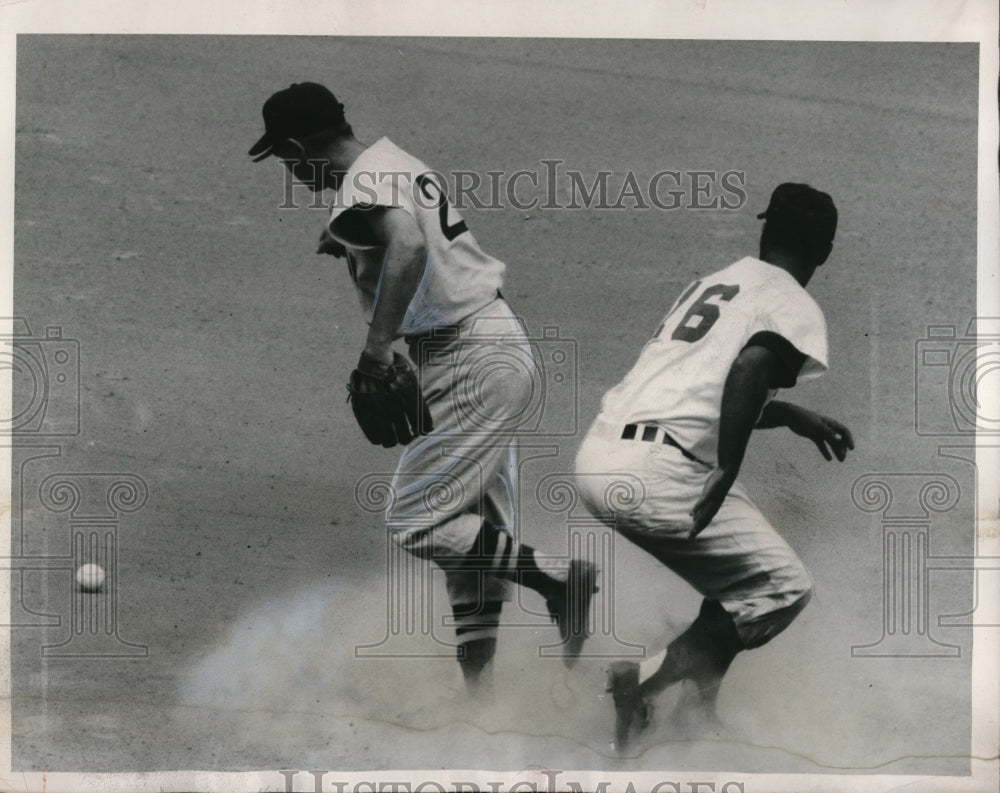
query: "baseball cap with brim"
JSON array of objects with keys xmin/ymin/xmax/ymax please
[
  {"xmin": 248, "ymin": 82, "xmax": 345, "ymax": 162},
  {"xmin": 757, "ymin": 182, "xmax": 838, "ymax": 241}
]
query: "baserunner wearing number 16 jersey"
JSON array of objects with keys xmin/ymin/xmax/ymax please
[
  {"xmin": 601, "ymin": 254, "xmax": 829, "ymax": 469},
  {"xmin": 575, "ymin": 182, "xmax": 854, "ymax": 754}
]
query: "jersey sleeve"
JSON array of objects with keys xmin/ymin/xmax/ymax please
[
  {"xmin": 743, "ymin": 292, "xmax": 829, "ymax": 387},
  {"xmin": 326, "ymin": 168, "xmax": 416, "ymax": 243},
  {"xmin": 338, "ymin": 168, "xmax": 414, "ymax": 213}
]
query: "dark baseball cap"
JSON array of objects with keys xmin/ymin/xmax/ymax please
[
  {"xmin": 757, "ymin": 183, "xmax": 838, "ymax": 241},
  {"xmin": 248, "ymin": 82, "xmax": 345, "ymax": 162}
]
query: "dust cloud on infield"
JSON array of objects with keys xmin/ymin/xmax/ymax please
[{"xmin": 10, "ymin": 36, "xmax": 978, "ymax": 774}]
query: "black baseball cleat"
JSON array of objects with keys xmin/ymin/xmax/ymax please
[
  {"xmin": 545, "ymin": 559, "xmax": 598, "ymax": 668},
  {"xmin": 606, "ymin": 661, "xmax": 652, "ymax": 755}
]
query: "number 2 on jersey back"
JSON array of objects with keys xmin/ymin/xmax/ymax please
[
  {"xmin": 415, "ymin": 173, "xmax": 469, "ymax": 242},
  {"xmin": 664, "ymin": 283, "xmax": 740, "ymax": 343}
]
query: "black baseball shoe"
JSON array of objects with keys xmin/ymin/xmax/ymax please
[
  {"xmin": 545, "ymin": 558, "xmax": 598, "ymax": 668},
  {"xmin": 606, "ymin": 660, "xmax": 652, "ymax": 755}
]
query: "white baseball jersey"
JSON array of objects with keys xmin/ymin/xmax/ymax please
[
  {"xmin": 596, "ymin": 256, "xmax": 829, "ymax": 466},
  {"xmin": 326, "ymin": 137, "xmax": 504, "ymax": 335}
]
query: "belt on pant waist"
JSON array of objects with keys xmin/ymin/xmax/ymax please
[
  {"xmin": 403, "ymin": 324, "xmax": 460, "ymax": 346},
  {"xmin": 621, "ymin": 423, "xmax": 709, "ymax": 467},
  {"xmin": 403, "ymin": 291, "xmax": 505, "ymax": 347}
]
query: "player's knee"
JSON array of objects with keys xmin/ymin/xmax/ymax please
[
  {"xmin": 789, "ymin": 564, "xmax": 814, "ymax": 615},
  {"xmin": 737, "ymin": 586, "xmax": 813, "ymax": 649},
  {"xmin": 795, "ymin": 580, "xmax": 814, "ymax": 611},
  {"xmin": 777, "ymin": 582, "xmax": 813, "ymax": 635},
  {"xmin": 385, "ymin": 517, "xmax": 435, "ymax": 560},
  {"xmin": 383, "ymin": 503, "xmax": 457, "ymax": 558},
  {"xmin": 780, "ymin": 555, "xmax": 813, "ymax": 607},
  {"xmin": 779, "ymin": 583, "xmax": 813, "ymax": 630}
]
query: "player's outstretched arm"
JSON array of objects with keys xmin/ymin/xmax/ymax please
[
  {"xmin": 689, "ymin": 345, "xmax": 783, "ymax": 537},
  {"xmin": 758, "ymin": 400, "xmax": 854, "ymax": 462}
]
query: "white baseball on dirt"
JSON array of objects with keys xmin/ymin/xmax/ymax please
[{"xmin": 75, "ymin": 563, "xmax": 106, "ymax": 592}]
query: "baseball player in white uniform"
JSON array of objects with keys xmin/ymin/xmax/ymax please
[
  {"xmin": 249, "ymin": 83, "xmax": 596, "ymax": 697},
  {"xmin": 575, "ymin": 183, "xmax": 853, "ymax": 752}
]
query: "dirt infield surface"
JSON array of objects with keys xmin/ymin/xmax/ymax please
[{"xmin": 10, "ymin": 36, "xmax": 980, "ymax": 776}]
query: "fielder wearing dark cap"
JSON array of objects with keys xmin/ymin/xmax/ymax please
[
  {"xmin": 248, "ymin": 82, "xmax": 348, "ymax": 162},
  {"xmin": 246, "ymin": 80, "xmax": 600, "ymax": 701}
]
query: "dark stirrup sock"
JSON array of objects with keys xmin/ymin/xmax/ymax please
[
  {"xmin": 445, "ymin": 521, "xmax": 563, "ymax": 599},
  {"xmin": 639, "ymin": 599, "xmax": 743, "ymax": 698}
]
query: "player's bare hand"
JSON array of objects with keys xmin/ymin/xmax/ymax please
[
  {"xmin": 786, "ymin": 406, "xmax": 854, "ymax": 461},
  {"xmin": 316, "ymin": 227, "xmax": 346, "ymax": 258},
  {"xmin": 689, "ymin": 467, "xmax": 736, "ymax": 538}
]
